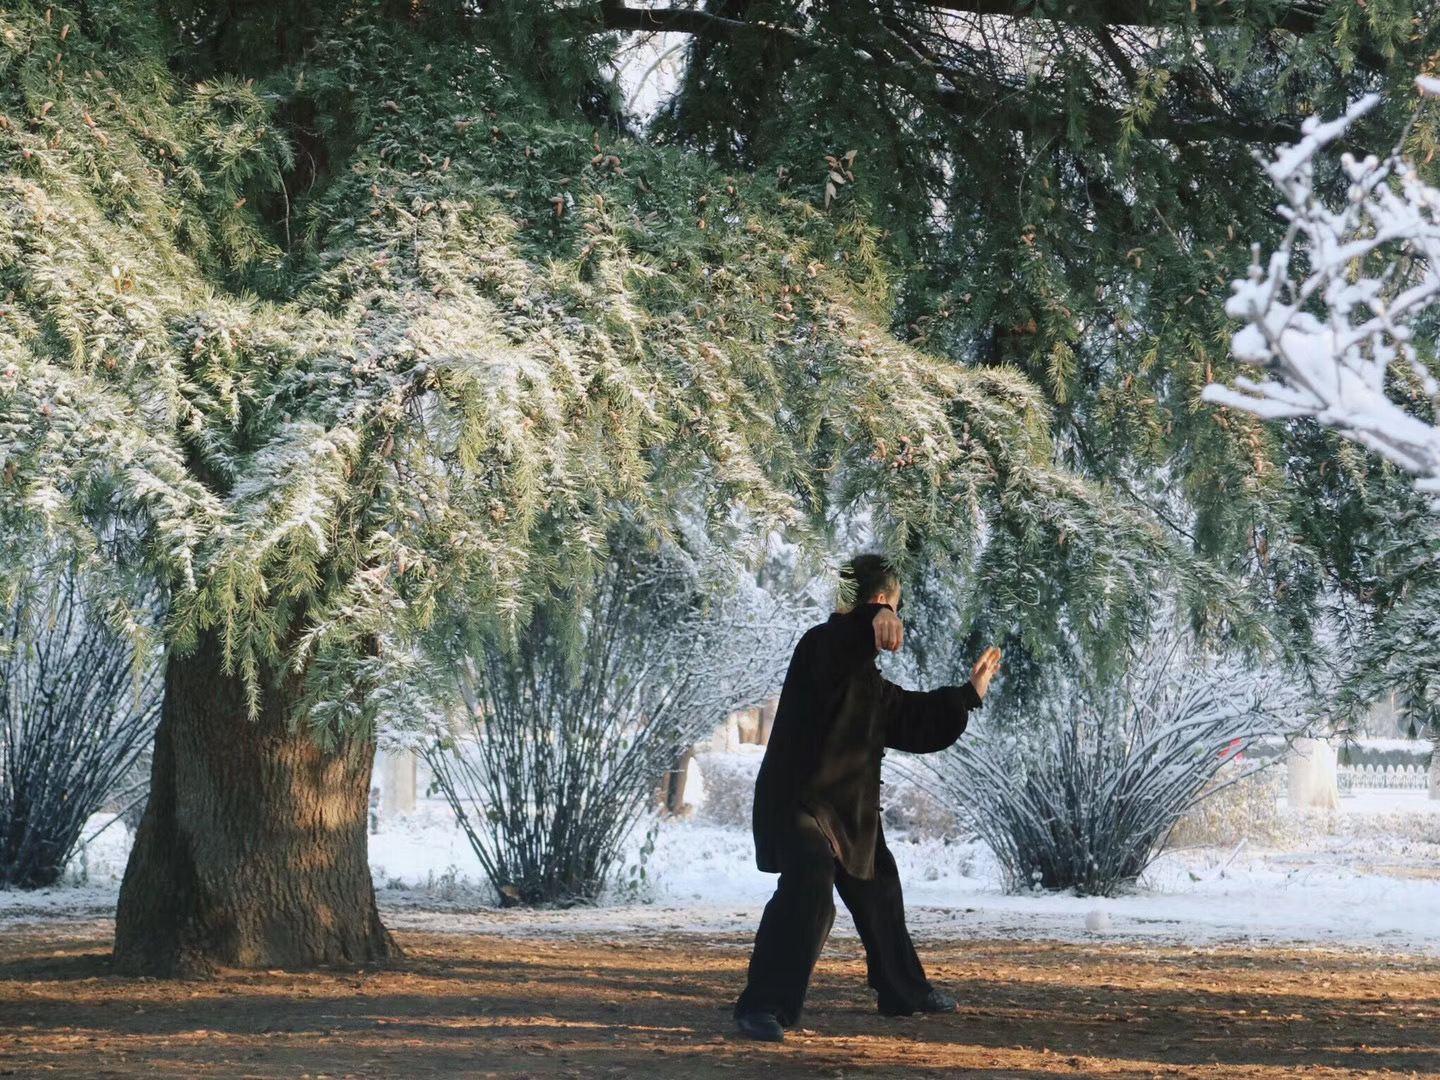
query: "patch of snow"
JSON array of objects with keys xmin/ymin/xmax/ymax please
[
  {"xmin": 1340, "ymin": 789, "xmax": 1440, "ymax": 815},
  {"xmin": 5, "ymin": 796, "xmax": 1437, "ymax": 958},
  {"xmin": 368, "ymin": 805, "xmax": 492, "ymax": 895}
]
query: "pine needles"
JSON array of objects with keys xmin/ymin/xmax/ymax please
[{"xmin": 0, "ymin": 2, "xmax": 1216, "ymax": 733}]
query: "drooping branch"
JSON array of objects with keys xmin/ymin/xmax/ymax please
[
  {"xmin": 911, "ymin": 0, "xmax": 1327, "ymax": 35},
  {"xmin": 596, "ymin": 1, "xmax": 1330, "ymax": 37},
  {"xmin": 865, "ymin": 10, "xmax": 1299, "ymax": 144},
  {"xmin": 596, "ymin": 1, "xmax": 800, "ymax": 39},
  {"xmin": 583, "ymin": 2, "xmax": 1302, "ymax": 144}
]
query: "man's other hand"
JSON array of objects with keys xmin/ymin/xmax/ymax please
[
  {"xmin": 873, "ymin": 607, "xmax": 904, "ymax": 652},
  {"xmin": 969, "ymin": 646, "xmax": 1002, "ymax": 698}
]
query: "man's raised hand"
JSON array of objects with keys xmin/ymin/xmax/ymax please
[
  {"xmin": 969, "ymin": 646, "xmax": 1002, "ymax": 699},
  {"xmin": 873, "ymin": 607, "xmax": 904, "ymax": 652}
]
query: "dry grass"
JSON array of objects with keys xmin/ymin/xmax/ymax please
[{"xmin": 1168, "ymin": 766, "xmax": 1290, "ymax": 850}]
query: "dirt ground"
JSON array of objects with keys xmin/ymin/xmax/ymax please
[{"xmin": 1, "ymin": 925, "xmax": 1437, "ymax": 1079}]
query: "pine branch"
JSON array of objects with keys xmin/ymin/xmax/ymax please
[
  {"xmin": 597, "ymin": 1, "xmax": 1331, "ymax": 36},
  {"xmin": 595, "ymin": 1, "xmax": 796, "ymax": 39},
  {"xmin": 909, "ymin": 0, "xmax": 1328, "ymax": 35},
  {"xmin": 586, "ymin": 3, "xmax": 1302, "ymax": 143}
]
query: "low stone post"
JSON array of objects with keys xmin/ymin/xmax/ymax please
[
  {"xmin": 374, "ymin": 747, "xmax": 417, "ymax": 819},
  {"xmin": 1286, "ymin": 737, "xmax": 1339, "ymax": 809}
]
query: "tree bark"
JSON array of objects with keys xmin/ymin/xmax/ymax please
[{"xmin": 113, "ymin": 629, "xmax": 398, "ymax": 976}]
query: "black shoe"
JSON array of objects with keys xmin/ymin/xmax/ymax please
[
  {"xmin": 919, "ymin": 989, "xmax": 958, "ymax": 1013},
  {"xmin": 735, "ymin": 1010, "xmax": 785, "ymax": 1042},
  {"xmin": 879, "ymin": 989, "xmax": 957, "ymax": 1017}
]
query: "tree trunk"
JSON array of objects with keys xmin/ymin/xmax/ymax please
[
  {"xmin": 113, "ymin": 630, "xmax": 398, "ymax": 976},
  {"xmin": 661, "ymin": 749, "xmax": 694, "ymax": 814},
  {"xmin": 758, "ymin": 697, "xmax": 778, "ymax": 746}
]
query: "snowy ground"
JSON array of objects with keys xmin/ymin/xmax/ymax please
[{"xmin": 3, "ymin": 786, "xmax": 1436, "ymax": 956}]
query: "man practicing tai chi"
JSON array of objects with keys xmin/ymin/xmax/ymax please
[{"xmin": 734, "ymin": 555, "xmax": 1001, "ymax": 1042}]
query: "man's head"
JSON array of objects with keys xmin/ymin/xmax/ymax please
[{"xmin": 837, "ymin": 554, "xmax": 901, "ymax": 613}]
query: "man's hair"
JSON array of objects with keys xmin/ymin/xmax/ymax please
[{"xmin": 838, "ymin": 554, "xmax": 900, "ymax": 611}]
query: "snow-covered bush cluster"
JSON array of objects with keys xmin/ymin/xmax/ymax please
[
  {"xmin": 926, "ymin": 632, "xmax": 1307, "ymax": 896},
  {"xmin": 1204, "ymin": 77, "xmax": 1440, "ymax": 497},
  {"xmin": 0, "ymin": 570, "xmax": 159, "ymax": 888},
  {"xmin": 691, "ymin": 748, "xmax": 764, "ymax": 830},
  {"xmin": 1167, "ymin": 759, "xmax": 1289, "ymax": 849},
  {"xmin": 879, "ymin": 761, "xmax": 963, "ymax": 838},
  {"xmin": 424, "ymin": 532, "xmax": 804, "ymax": 905}
]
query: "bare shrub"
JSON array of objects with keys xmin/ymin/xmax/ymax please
[
  {"xmin": 691, "ymin": 737, "xmax": 963, "ymax": 840},
  {"xmin": 880, "ymin": 765, "xmax": 961, "ymax": 838},
  {"xmin": 1168, "ymin": 760, "xmax": 1289, "ymax": 849},
  {"xmin": 692, "ymin": 749, "xmax": 765, "ymax": 829}
]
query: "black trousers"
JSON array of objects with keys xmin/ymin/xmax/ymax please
[{"xmin": 735, "ymin": 812, "xmax": 932, "ymax": 1026}]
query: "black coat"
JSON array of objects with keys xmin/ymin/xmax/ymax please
[{"xmin": 751, "ymin": 603, "xmax": 981, "ymax": 880}]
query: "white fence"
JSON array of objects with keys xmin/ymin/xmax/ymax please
[{"xmin": 1337, "ymin": 763, "xmax": 1430, "ymax": 793}]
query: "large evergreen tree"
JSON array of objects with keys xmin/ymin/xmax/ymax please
[
  {"xmin": 0, "ymin": 0, "xmax": 1199, "ymax": 975},
  {"xmin": 1, "ymin": 0, "xmax": 1430, "ymax": 974},
  {"xmin": 613, "ymin": 0, "xmax": 1438, "ymax": 658}
]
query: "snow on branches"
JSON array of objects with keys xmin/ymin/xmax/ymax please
[
  {"xmin": 1203, "ymin": 78, "xmax": 1440, "ymax": 497},
  {"xmin": 922, "ymin": 628, "xmax": 1311, "ymax": 896},
  {"xmin": 424, "ymin": 530, "xmax": 814, "ymax": 905}
]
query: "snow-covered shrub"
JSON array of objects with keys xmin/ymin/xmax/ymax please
[
  {"xmin": 0, "ymin": 571, "xmax": 160, "ymax": 888},
  {"xmin": 927, "ymin": 632, "xmax": 1305, "ymax": 896},
  {"xmin": 691, "ymin": 749, "xmax": 764, "ymax": 829},
  {"xmin": 424, "ymin": 534, "xmax": 798, "ymax": 905},
  {"xmin": 1203, "ymin": 77, "xmax": 1440, "ymax": 496}
]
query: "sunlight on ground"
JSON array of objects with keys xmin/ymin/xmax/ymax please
[{"xmin": 1, "ymin": 931, "xmax": 1436, "ymax": 1079}]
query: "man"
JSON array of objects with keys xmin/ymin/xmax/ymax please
[{"xmin": 734, "ymin": 555, "xmax": 1001, "ymax": 1042}]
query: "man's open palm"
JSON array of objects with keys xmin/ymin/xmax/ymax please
[{"xmin": 969, "ymin": 646, "xmax": 1002, "ymax": 698}]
